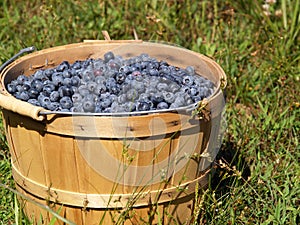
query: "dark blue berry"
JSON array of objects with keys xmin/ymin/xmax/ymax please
[
  {"xmin": 182, "ymin": 75, "xmax": 194, "ymax": 86},
  {"xmin": 71, "ymin": 76, "xmax": 81, "ymax": 86},
  {"xmin": 104, "ymin": 51, "xmax": 115, "ymax": 63},
  {"xmin": 50, "ymin": 91, "xmax": 60, "ymax": 102},
  {"xmin": 39, "ymin": 96, "xmax": 51, "ymax": 108},
  {"xmin": 51, "ymin": 72, "xmax": 64, "ymax": 86},
  {"xmin": 17, "ymin": 91, "xmax": 30, "ymax": 101},
  {"xmin": 47, "ymin": 102, "xmax": 60, "ymax": 111},
  {"xmin": 56, "ymin": 61, "xmax": 70, "ymax": 72},
  {"xmin": 60, "ymin": 96, "xmax": 73, "ymax": 109},
  {"xmin": 58, "ymin": 86, "xmax": 74, "ymax": 97},
  {"xmin": 157, "ymin": 101, "xmax": 169, "ymax": 110},
  {"xmin": 7, "ymin": 83, "xmax": 17, "ymax": 93},
  {"xmin": 136, "ymin": 100, "xmax": 151, "ymax": 111},
  {"xmin": 16, "ymin": 75, "xmax": 28, "ymax": 85},
  {"xmin": 71, "ymin": 61, "xmax": 82, "ymax": 70},
  {"xmin": 28, "ymin": 99, "xmax": 40, "ymax": 106},
  {"xmin": 31, "ymin": 79, "xmax": 44, "ymax": 92},
  {"xmin": 43, "ymin": 83, "xmax": 56, "ymax": 96},
  {"xmin": 150, "ymin": 93, "xmax": 164, "ymax": 105},
  {"xmin": 28, "ymin": 88, "xmax": 39, "ymax": 98}
]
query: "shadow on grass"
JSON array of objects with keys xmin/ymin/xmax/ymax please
[{"xmin": 211, "ymin": 139, "xmax": 251, "ymax": 196}]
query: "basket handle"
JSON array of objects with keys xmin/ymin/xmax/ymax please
[
  {"xmin": 0, "ymin": 46, "xmax": 36, "ymax": 74},
  {"xmin": 0, "ymin": 94, "xmax": 46, "ymax": 121}
]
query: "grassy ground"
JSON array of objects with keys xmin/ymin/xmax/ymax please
[{"xmin": 0, "ymin": 0, "xmax": 299, "ymax": 224}]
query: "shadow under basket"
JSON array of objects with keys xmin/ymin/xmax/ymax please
[{"xmin": 0, "ymin": 40, "xmax": 226, "ymax": 225}]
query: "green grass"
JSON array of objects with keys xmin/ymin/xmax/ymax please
[{"xmin": 0, "ymin": 0, "xmax": 299, "ymax": 224}]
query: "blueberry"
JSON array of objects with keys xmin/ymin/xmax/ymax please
[
  {"xmin": 22, "ymin": 83, "xmax": 31, "ymax": 91},
  {"xmin": 38, "ymin": 94, "xmax": 47, "ymax": 103},
  {"xmin": 157, "ymin": 101, "xmax": 169, "ymax": 110},
  {"xmin": 99, "ymin": 97, "xmax": 112, "ymax": 109},
  {"xmin": 123, "ymin": 101, "xmax": 136, "ymax": 112},
  {"xmin": 159, "ymin": 66, "xmax": 170, "ymax": 76},
  {"xmin": 182, "ymin": 75, "xmax": 194, "ymax": 86},
  {"xmin": 33, "ymin": 70, "xmax": 47, "ymax": 81},
  {"xmin": 140, "ymin": 53, "xmax": 150, "ymax": 61},
  {"xmin": 27, "ymin": 99, "xmax": 40, "ymax": 106},
  {"xmin": 51, "ymin": 72, "xmax": 64, "ymax": 86},
  {"xmin": 83, "ymin": 94, "xmax": 96, "ymax": 102},
  {"xmin": 174, "ymin": 95, "xmax": 185, "ymax": 107},
  {"xmin": 82, "ymin": 100, "xmax": 95, "ymax": 112},
  {"xmin": 138, "ymin": 93, "xmax": 150, "ymax": 101},
  {"xmin": 126, "ymin": 89, "xmax": 138, "ymax": 100},
  {"xmin": 105, "ymin": 77, "xmax": 116, "ymax": 89},
  {"xmin": 78, "ymin": 85, "xmax": 90, "ymax": 97},
  {"xmin": 17, "ymin": 91, "xmax": 30, "ymax": 101},
  {"xmin": 71, "ymin": 76, "xmax": 81, "ymax": 86},
  {"xmin": 39, "ymin": 96, "xmax": 51, "ymax": 108},
  {"xmin": 104, "ymin": 51, "xmax": 115, "ymax": 63},
  {"xmin": 71, "ymin": 105, "xmax": 84, "ymax": 113},
  {"xmin": 49, "ymin": 91, "xmax": 60, "ymax": 102},
  {"xmin": 82, "ymin": 58, "xmax": 94, "ymax": 69},
  {"xmin": 117, "ymin": 94, "xmax": 127, "ymax": 104},
  {"xmin": 62, "ymin": 70, "xmax": 72, "ymax": 78},
  {"xmin": 149, "ymin": 68, "xmax": 159, "ymax": 76},
  {"xmin": 43, "ymin": 83, "xmax": 56, "ymax": 96},
  {"xmin": 170, "ymin": 102, "xmax": 180, "ymax": 109},
  {"xmin": 63, "ymin": 77, "xmax": 72, "ymax": 86},
  {"xmin": 87, "ymin": 81, "xmax": 97, "ymax": 92},
  {"xmin": 107, "ymin": 59, "xmax": 121, "ymax": 71},
  {"xmin": 169, "ymin": 83, "xmax": 180, "ymax": 93},
  {"xmin": 185, "ymin": 66, "xmax": 195, "ymax": 75},
  {"xmin": 162, "ymin": 92, "xmax": 175, "ymax": 104},
  {"xmin": 44, "ymin": 69, "xmax": 54, "ymax": 78},
  {"xmin": 82, "ymin": 69, "xmax": 95, "ymax": 82},
  {"xmin": 102, "ymin": 107, "xmax": 111, "ymax": 113},
  {"xmin": 31, "ymin": 79, "xmax": 44, "ymax": 92},
  {"xmin": 58, "ymin": 86, "xmax": 74, "ymax": 97},
  {"xmin": 192, "ymin": 96, "xmax": 202, "ymax": 102},
  {"xmin": 111, "ymin": 102, "xmax": 124, "ymax": 113},
  {"xmin": 56, "ymin": 61, "xmax": 70, "ymax": 72},
  {"xmin": 94, "ymin": 83, "xmax": 107, "ymax": 95},
  {"xmin": 132, "ymin": 81, "xmax": 144, "ymax": 93},
  {"xmin": 188, "ymin": 86, "xmax": 199, "ymax": 96},
  {"xmin": 136, "ymin": 100, "xmax": 151, "ymax": 111},
  {"xmin": 28, "ymin": 88, "xmax": 39, "ymax": 98},
  {"xmin": 116, "ymin": 73, "xmax": 126, "ymax": 84},
  {"xmin": 16, "ymin": 75, "xmax": 28, "ymax": 85},
  {"xmin": 95, "ymin": 76, "xmax": 106, "ymax": 84},
  {"xmin": 157, "ymin": 83, "xmax": 168, "ymax": 91},
  {"xmin": 150, "ymin": 92, "xmax": 164, "ymax": 105},
  {"xmin": 47, "ymin": 102, "xmax": 60, "ymax": 111},
  {"xmin": 109, "ymin": 84, "xmax": 120, "ymax": 95},
  {"xmin": 71, "ymin": 61, "xmax": 82, "ymax": 70},
  {"xmin": 71, "ymin": 86, "xmax": 78, "ymax": 94},
  {"xmin": 72, "ymin": 93, "xmax": 83, "ymax": 102},
  {"xmin": 60, "ymin": 96, "xmax": 73, "ymax": 109},
  {"xmin": 93, "ymin": 61, "xmax": 107, "ymax": 77},
  {"xmin": 119, "ymin": 66, "xmax": 130, "ymax": 74},
  {"xmin": 7, "ymin": 83, "xmax": 17, "ymax": 93},
  {"xmin": 131, "ymin": 70, "xmax": 141, "ymax": 77}
]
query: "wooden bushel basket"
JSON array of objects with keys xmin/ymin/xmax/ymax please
[{"xmin": 0, "ymin": 40, "xmax": 226, "ymax": 225}]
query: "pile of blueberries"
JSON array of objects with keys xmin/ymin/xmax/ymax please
[{"xmin": 6, "ymin": 52, "xmax": 215, "ymax": 113}]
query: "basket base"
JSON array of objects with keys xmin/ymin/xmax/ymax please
[{"xmin": 16, "ymin": 184, "xmax": 199, "ymax": 225}]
